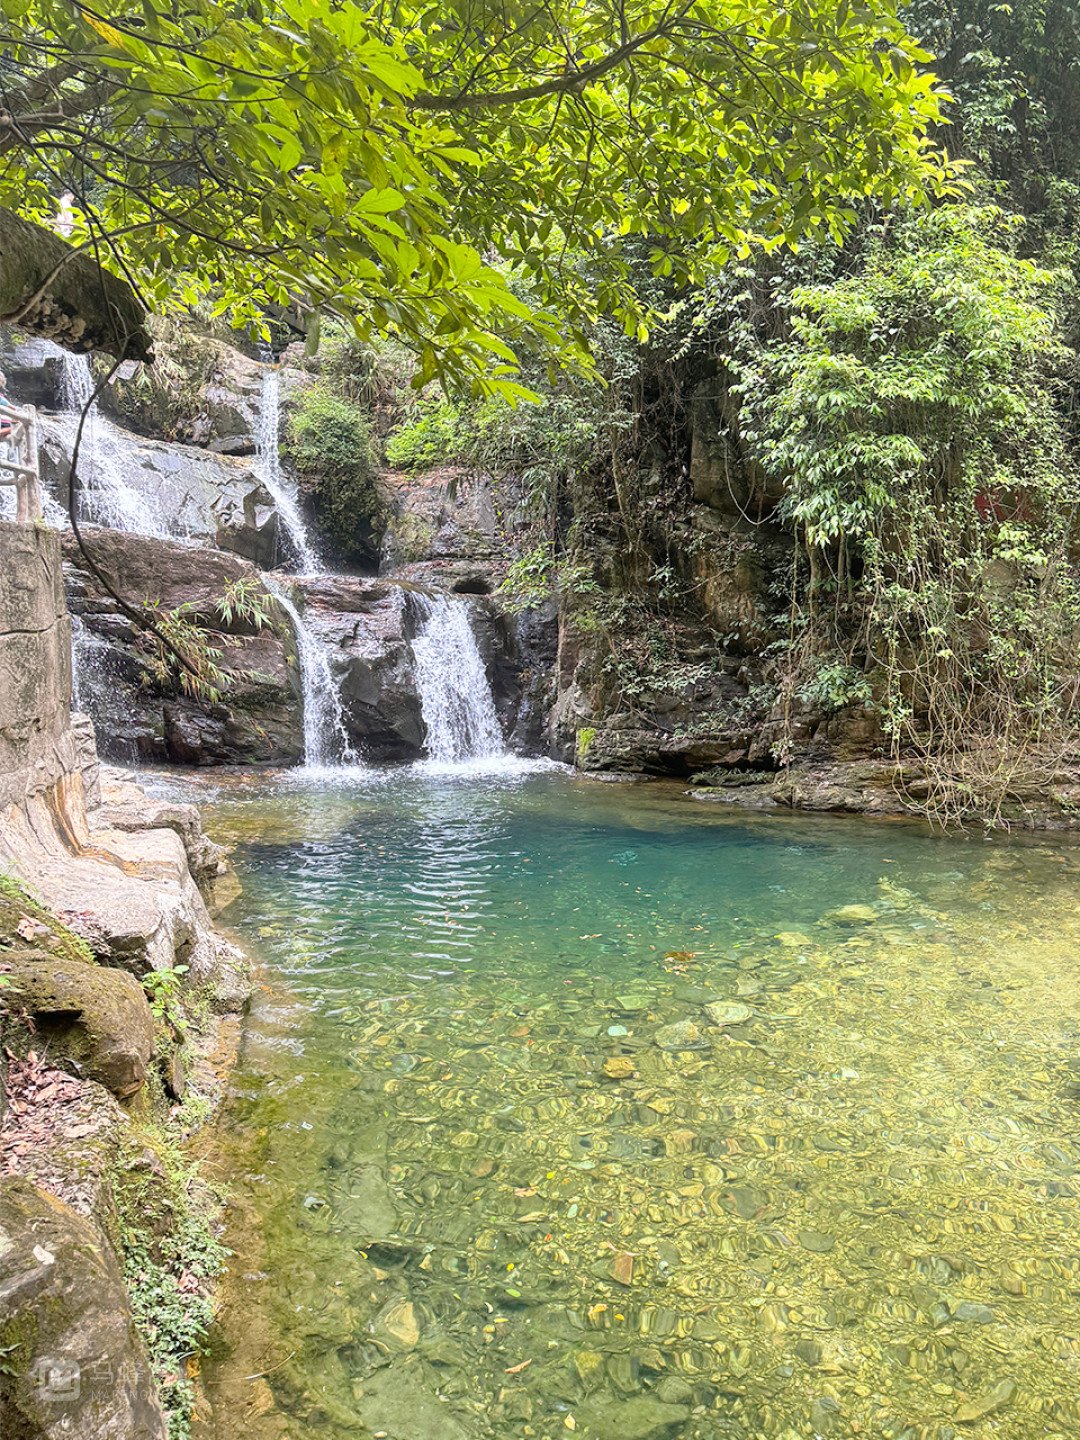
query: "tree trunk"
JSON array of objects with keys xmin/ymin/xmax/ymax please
[{"xmin": 0, "ymin": 207, "xmax": 151, "ymax": 362}]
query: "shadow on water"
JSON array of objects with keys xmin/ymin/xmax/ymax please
[{"xmin": 163, "ymin": 769, "xmax": 1080, "ymax": 1440}]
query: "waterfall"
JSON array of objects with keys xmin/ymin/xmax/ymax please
[
  {"xmin": 262, "ymin": 577, "xmax": 356, "ymax": 768},
  {"xmin": 411, "ymin": 594, "xmax": 505, "ymax": 765},
  {"xmin": 256, "ymin": 367, "xmax": 320, "ymax": 573},
  {"xmin": 59, "ymin": 354, "xmax": 170, "ymax": 538},
  {"xmin": 69, "ymin": 615, "xmax": 140, "ymax": 760}
]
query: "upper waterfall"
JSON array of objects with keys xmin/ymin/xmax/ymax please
[
  {"xmin": 59, "ymin": 354, "xmax": 170, "ymax": 538},
  {"xmin": 256, "ymin": 367, "xmax": 321, "ymax": 574},
  {"xmin": 411, "ymin": 593, "xmax": 505, "ymax": 766}
]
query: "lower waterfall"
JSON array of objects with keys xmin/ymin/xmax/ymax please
[
  {"xmin": 262, "ymin": 577, "xmax": 356, "ymax": 769},
  {"xmin": 410, "ymin": 593, "xmax": 505, "ymax": 765}
]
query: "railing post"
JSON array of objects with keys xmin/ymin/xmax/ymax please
[
  {"xmin": 26, "ymin": 406, "xmax": 42, "ymax": 522},
  {"xmin": 0, "ymin": 401, "xmax": 43, "ymax": 523}
]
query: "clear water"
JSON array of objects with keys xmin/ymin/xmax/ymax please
[{"xmin": 184, "ymin": 770, "xmax": 1080, "ymax": 1440}]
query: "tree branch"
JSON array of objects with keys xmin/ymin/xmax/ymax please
[{"xmin": 410, "ymin": 22, "xmax": 676, "ymax": 110}]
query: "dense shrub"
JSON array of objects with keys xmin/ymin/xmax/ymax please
[{"xmin": 285, "ymin": 383, "xmax": 383, "ymax": 565}]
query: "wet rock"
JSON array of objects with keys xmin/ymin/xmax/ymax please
[
  {"xmin": 825, "ymin": 904, "xmax": 878, "ymax": 925},
  {"xmin": 287, "ymin": 574, "xmax": 425, "ymax": 759},
  {"xmin": 373, "ymin": 1297, "xmax": 420, "ymax": 1348},
  {"xmin": 575, "ymin": 1395, "xmax": 691, "ymax": 1439},
  {"xmin": 614, "ymin": 995, "xmax": 651, "ymax": 1014},
  {"xmin": 794, "ymin": 1339, "xmax": 824, "ymax": 1366},
  {"xmin": 64, "ymin": 528, "xmax": 302, "ymax": 765},
  {"xmin": 654, "ymin": 1376, "xmax": 693, "ymax": 1405},
  {"xmin": 726, "ymin": 1185, "xmax": 769, "ymax": 1220},
  {"xmin": 954, "ymin": 1379, "xmax": 1016, "ymax": 1423},
  {"xmin": 703, "ymin": 1001, "xmax": 752, "ymax": 1027},
  {"xmin": 1, "ymin": 950, "xmax": 154, "ymax": 1099},
  {"xmin": 601, "ymin": 1057, "xmax": 636, "ymax": 1081},
  {"xmin": 798, "ymin": 1230, "xmax": 837, "ymax": 1255},
  {"xmin": 334, "ymin": 1165, "xmax": 399, "ymax": 1241},
  {"xmin": 352, "ymin": 1356, "xmax": 474, "ymax": 1440},
  {"xmin": 810, "ymin": 1395, "xmax": 842, "ymax": 1432},
  {"xmin": 41, "ymin": 413, "xmax": 280, "ymax": 565},
  {"xmin": 610, "ymin": 1251, "xmax": 635, "ymax": 1286},
  {"xmin": 654, "ymin": 1020, "xmax": 702, "ymax": 1051},
  {"xmin": 775, "ymin": 931, "xmax": 812, "ymax": 949},
  {"xmin": 952, "ymin": 1302, "xmax": 996, "ymax": 1325},
  {"xmin": 0, "ymin": 1175, "xmax": 167, "ymax": 1439},
  {"xmin": 573, "ymin": 1350, "xmax": 605, "ymax": 1386}
]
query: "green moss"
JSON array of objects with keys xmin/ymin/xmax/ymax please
[
  {"xmin": 0, "ymin": 872, "xmax": 95, "ymax": 965},
  {"xmin": 284, "ymin": 382, "xmax": 382, "ymax": 564},
  {"xmin": 576, "ymin": 726, "xmax": 598, "ymax": 764}
]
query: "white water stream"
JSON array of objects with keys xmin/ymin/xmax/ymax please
[
  {"xmin": 410, "ymin": 593, "xmax": 506, "ymax": 766},
  {"xmin": 59, "ymin": 354, "xmax": 170, "ymax": 538},
  {"xmin": 256, "ymin": 367, "xmax": 320, "ymax": 573},
  {"xmin": 262, "ymin": 576, "xmax": 356, "ymax": 769}
]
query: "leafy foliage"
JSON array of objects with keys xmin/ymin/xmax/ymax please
[
  {"xmin": 113, "ymin": 1130, "xmax": 226, "ymax": 1440},
  {"xmin": 737, "ymin": 205, "xmax": 1080, "ymax": 819},
  {"xmin": 1, "ymin": 0, "xmax": 955, "ymax": 390},
  {"xmin": 144, "ymin": 578, "xmax": 275, "ymax": 700},
  {"xmin": 141, "ymin": 965, "xmax": 190, "ymax": 1033}
]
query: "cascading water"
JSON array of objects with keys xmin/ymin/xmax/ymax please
[
  {"xmin": 411, "ymin": 593, "xmax": 505, "ymax": 765},
  {"xmin": 59, "ymin": 354, "xmax": 169, "ymax": 538},
  {"xmin": 262, "ymin": 576, "xmax": 356, "ymax": 769},
  {"xmin": 256, "ymin": 366, "xmax": 320, "ymax": 573}
]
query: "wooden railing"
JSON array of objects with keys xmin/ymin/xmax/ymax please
[{"xmin": 0, "ymin": 400, "xmax": 43, "ymax": 522}]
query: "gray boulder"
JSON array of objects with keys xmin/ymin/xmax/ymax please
[{"xmin": 289, "ymin": 574, "xmax": 426, "ymax": 758}]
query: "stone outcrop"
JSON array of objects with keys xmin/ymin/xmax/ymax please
[
  {"xmin": 1, "ymin": 953, "xmax": 153, "ymax": 1099},
  {"xmin": 37, "ymin": 414, "xmax": 282, "ymax": 567},
  {"xmin": 0, "ymin": 1176, "xmax": 167, "ymax": 1440},
  {"xmin": 0, "ymin": 206, "xmax": 152, "ymax": 362},
  {"xmin": 378, "ymin": 465, "xmax": 517, "ymax": 594},
  {"xmin": 0, "ymin": 523, "xmax": 77, "ymax": 813},
  {"xmin": 64, "ymin": 527, "xmax": 303, "ymax": 765},
  {"xmin": 0, "ymin": 521, "xmax": 249, "ymax": 1005},
  {"xmin": 289, "ymin": 573, "xmax": 425, "ymax": 758}
]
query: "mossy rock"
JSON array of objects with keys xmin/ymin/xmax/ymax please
[
  {"xmin": 0, "ymin": 1176, "xmax": 167, "ymax": 1439},
  {"xmin": 1, "ymin": 950, "xmax": 154, "ymax": 1099}
]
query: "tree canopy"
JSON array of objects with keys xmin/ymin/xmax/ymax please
[{"xmin": 1, "ymin": 0, "xmax": 955, "ymax": 390}]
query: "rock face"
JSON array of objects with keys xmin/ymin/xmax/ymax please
[
  {"xmin": 290, "ymin": 574, "xmax": 426, "ymax": 759},
  {"xmin": 0, "ymin": 507, "xmax": 243, "ymax": 1440},
  {"xmin": 0, "ymin": 1176, "xmax": 167, "ymax": 1440},
  {"xmin": 0, "ymin": 524, "xmax": 250, "ymax": 1008},
  {"xmin": 379, "ymin": 465, "xmax": 510, "ymax": 593},
  {"xmin": 64, "ymin": 528, "xmax": 303, "ymax": 765},
  {"xmin": 38, "ymin": 414, "xmax": 282, "ymax": 567},
  {"xmin": 0, "ymin": 523, "xmax": 77, "ymax": 813}
]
